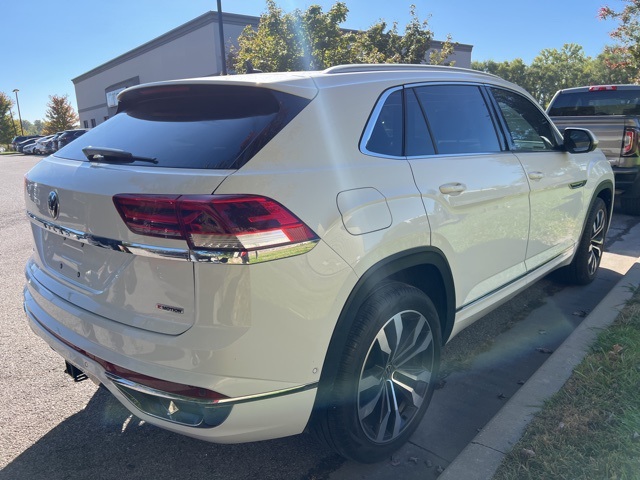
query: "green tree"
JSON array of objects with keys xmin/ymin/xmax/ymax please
[
  {"xmin": 0, "ymin": 92, "xmax": 17, "ymax": 144},
  {"xmin": 20, "ymin": 120, "xmax": 38, "ymax": 136},
  {"xmin": 599, "ymin": 1, "xmax": 640, "ymax": 78},
  {"xmin": 43, "ymin": 95, "xmax": 78, "ymax": 134},
  {"xmin": 587, "ymin": 46, "xmax": 636, "ymax": 84},
  {"xmin": 472, "ymin": 58, "xmax": 530, "ymax": 90},
  {"xmin": 527, "ymin": 44, "xmax": 592, "ymax": 106},
  {"xmin": 430, "ymin": 34, "xmax": 456, "ymax": 66},
  {"xmin": 33, "ymin": 120, "xmax": 44, "ymax": 135},
  {"xmin": 231, "ymin": 1, "xmax": 455, "ymax": 73},
  {"xmin": 299, "ymin": 2, "xmax": 353, "ymax": 68},
  {"xmin": 472, "ymin": 45, "xmax": 629, "ymax": 107}
]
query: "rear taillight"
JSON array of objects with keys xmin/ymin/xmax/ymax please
[
  {"xmin": 113, "ymin": 194, "xmax": 182, "ymax": 239},
  {"xmin": 113, "ymin": 194, "xmax": 319, "ymax": 261},
  {"xmin": 622, "ymin": 127, "xmax": 639, "ymax": 156}
]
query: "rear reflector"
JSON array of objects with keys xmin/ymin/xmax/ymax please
[
  {"xmin": 107, "ymin": 363, "xmax": 227, "ymax": 402},
  {"xmin": 113, "ymin": 194, "xmax": 319, "ymax": 256}
]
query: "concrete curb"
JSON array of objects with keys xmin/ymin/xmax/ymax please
[{"xmin": 439, "ymin": 258, "xmax": 640, "ymax": 480}]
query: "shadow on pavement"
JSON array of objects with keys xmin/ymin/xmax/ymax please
[{"xmin": 0, "ymin": 387, "xmax": 343, "ymax": 480}]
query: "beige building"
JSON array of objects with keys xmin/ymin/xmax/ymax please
[{"xmin": 72, "ymin": 11, "xmax": 473, "ymax": 128}]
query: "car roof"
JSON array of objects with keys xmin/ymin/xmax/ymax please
[{"xmin": 118, "ymin": 64, "xmax": 528, "ymax": 102}]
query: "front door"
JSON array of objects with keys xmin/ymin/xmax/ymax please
[{"xmin": 489, "ymin": 87, "xmax": 587, "ymax": 271}]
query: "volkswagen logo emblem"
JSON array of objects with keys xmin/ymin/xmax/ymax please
[{"xmin": 47, "ymin": 191, "xmax": 59, "ymax": 220}]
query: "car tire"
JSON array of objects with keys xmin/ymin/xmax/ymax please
[
  {"xmin": 558, "ymin": 197, "xmax": 607, "ymax": 285},
  {"xmin": 313, "ymin": 282, "xmax": 441, "ymax": 462}
]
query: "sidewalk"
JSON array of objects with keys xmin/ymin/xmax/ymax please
[{"xmin": 439, "ymin": 257, "xmax": 640, "ymax": 480}]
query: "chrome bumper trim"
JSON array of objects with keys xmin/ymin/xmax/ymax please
[{"xmin": 105, "ymin": 372, "xmax": 318, "ymax": 407}]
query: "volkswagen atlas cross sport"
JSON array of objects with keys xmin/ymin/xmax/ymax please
[{"xmin": 24, "ymin": 64, "xmax": 613, "ymax": 462}]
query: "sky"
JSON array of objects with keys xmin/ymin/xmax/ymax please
[{"xmin": 0, "ymin": 0, "xmax": 627, "ymax": 123}]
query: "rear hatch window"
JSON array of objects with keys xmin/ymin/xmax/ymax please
[
  {"xmin": 55, "ymin": 84, "xmax": 310, "ymax": 169},
  {"xmin": 548, "ymin": 88, "xmax": 640, "ymax": 116}
]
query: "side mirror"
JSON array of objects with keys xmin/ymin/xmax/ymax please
[{"xmin": 563, "ymin": 128, "xmax": 598, "ymax": 154}]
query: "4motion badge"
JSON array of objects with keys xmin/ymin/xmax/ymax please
[{"xmin": 157, "ymin": 304, "xmax": 185, "ymax": 314}]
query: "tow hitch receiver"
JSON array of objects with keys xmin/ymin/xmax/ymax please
[{"xmin": 64, "ymin": 361, "xmax": 88, "ymax": 382}]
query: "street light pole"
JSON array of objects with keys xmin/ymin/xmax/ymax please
[
  {"xmin": 12, "ymin": 89, "xmax": 24, "ymax": 136},
  {"xmin": 217, "ymin": 0, "xmax": 227, "ymax": 75}
]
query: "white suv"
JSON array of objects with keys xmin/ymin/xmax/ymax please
[{"xmin": 24, "ymin": 65, "xmax": 613, "ymax": 462}]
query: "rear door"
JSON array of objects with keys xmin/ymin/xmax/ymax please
[{"xmin": 403, "ymin": 84, "xmax": 530, "ymax": 308}]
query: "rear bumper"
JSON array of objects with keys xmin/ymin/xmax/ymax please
[
  {"xmin": 24, "ymin": 294, "xmax": 318, "ymax": 443},
  {"xmin": 612, "ymin": 166, "xmax": 640, "ymax": 195}
]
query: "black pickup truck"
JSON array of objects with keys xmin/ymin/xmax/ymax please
[{"xmin": 548, "ymin": 85, "xmax": 640, "ymax": 215}]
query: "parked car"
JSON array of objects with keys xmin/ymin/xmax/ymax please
[
  {"xmin": 23, "ymin": 65, "xmax": 613, "ymax": 462},
  {"xmin": 548, "ymin": 84, "xmax": 640, "ymax": 215},
  {"xmin": 56, "ymin": 129, "xmax": 87, "ymax": 150},
  {"xmin": 23, "ymin": 140, "xmax": 40, "ymax": 154},
  {"xmin": 42, "ymin": 132, "xmax": 64, "ymax": 154},
  {"xmin": 32, "ymin": 135, "xmax": 54, "ymax": 155},
  {"xmin": 16, "ymin": 136, "xmax": 42, "ymax": 153},
  {"xmin": 38, "ymin": 137, "xmax": 55, "ymax": 155},
  {"xmin": 11, "ymin": 135, "xmax": 40, "ymax": 151}
]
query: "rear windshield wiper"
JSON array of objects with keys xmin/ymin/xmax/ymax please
[{"xmin": 82, "ymin": 146, "xmax": 158, "ymax": 164}]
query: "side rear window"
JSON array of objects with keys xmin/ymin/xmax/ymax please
[
  {"xmin": 414, "ymin": 85, "xmax": 501, "ymax": 155},
  {"xmin": 405, "ymin": 89, "xmax": 436, "ymax": 157},
  {"xmin": 365, "ymin": 89, "xmax": 403, "ymax": 157},
  {"xmin": 362, "ymin": 84, "xmax": 501, "ymax": 157},
  {"xmin": 55, "ymin": 85, "xmax": 310, "ymax": 169}
]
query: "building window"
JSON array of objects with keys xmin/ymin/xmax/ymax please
[
  {"xmin": 104, "ymin": 116, "xmax": 109, "ymax": 122},
  {"xmin": 91, "ymin": 119, "xmax": 96, "ymax": 128},
  {"xmin": 83, "ymin": 120, "xmax": 89, "ymax": 129}
]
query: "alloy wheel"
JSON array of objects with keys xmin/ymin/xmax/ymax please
[
  {"xmin": 357, "ymin": 309, "xmax": 435, "ymax": 444},
  {"xmin": 587, "ymin": 207, "xmax": 606, "ymax": 276}
]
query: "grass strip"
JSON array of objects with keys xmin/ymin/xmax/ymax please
[{"xmin": 493, "ymin": 287, "xmax": 640, "ymax": 480}]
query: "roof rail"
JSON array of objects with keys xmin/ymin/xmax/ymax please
[{"xmin": 323, "ymin": 63, "xmax": 472, "ymax": 75}]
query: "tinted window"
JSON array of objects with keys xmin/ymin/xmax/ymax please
[
  {"xmin": 405, "ymin": 89, "xmax": 435, "ymax": 156},
  {"xmin": 365, "ymin": 89, "xmax": 403, "ymax": 156},
  {"xmin": 548, "ymin": 89, "xmax": 640, "ymax": 116},
  {"xmin": 56, "ymin": 85, "xmax": 310, "ymax": 169},
  {"xmin": 414, "ymin": 85, "xmax": 501, "ymax": 155},
  {"xmin": 491, "ymin": 88, "xmax": 557, "ymax": 151}
]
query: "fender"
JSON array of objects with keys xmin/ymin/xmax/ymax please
[
  {"xmin": 584, "ymin": 180, "xmax": 614, "ymax": 238},
  {"xmin": 313, "ymin": 247, "xmax": 455, "ymax": 408}
]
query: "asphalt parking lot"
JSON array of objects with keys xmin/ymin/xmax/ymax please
[{"xmin": 2, "ymin": 154, "xmax": 640, "ymax": 480}]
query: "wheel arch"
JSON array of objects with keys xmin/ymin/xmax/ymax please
[
  {"xmin": 588, "ymin": 180, "xmax": 614, "ymax": 235},
  {"xmin": 312, "ymin": 247, "xmax": 455, "ymax": 415}
]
